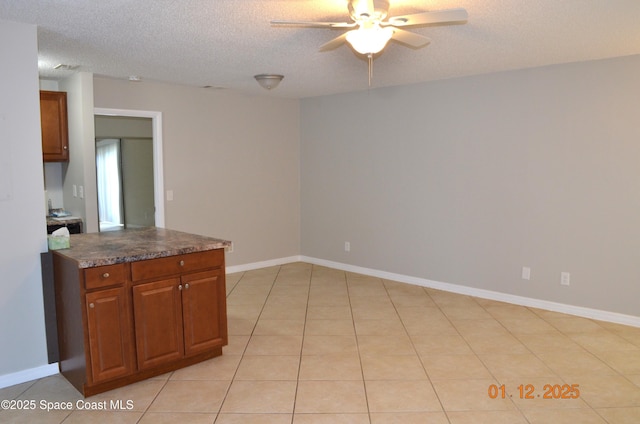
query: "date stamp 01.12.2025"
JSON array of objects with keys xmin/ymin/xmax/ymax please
[{"xmin": 488, "ymin": 383, "xmax": 580, "ymax": 400}]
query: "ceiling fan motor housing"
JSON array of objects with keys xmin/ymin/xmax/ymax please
[{"xmin": 348, "ymin": 0, "xmax": 390, "ymax": 21}]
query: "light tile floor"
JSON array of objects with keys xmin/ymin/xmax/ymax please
[{"xmin": 2, "ymin": 262, "xmax": 640, "ymax": 423}]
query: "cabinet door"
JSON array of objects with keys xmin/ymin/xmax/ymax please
[
  {"xmin": 182, "ymin": 269, "xmax": 227, "ymax": 356},
  {"xmin": 86, "ymin": 287, "xmax": 135, "ymax": 383},
  {"xmin": 133, "ymin": 278, "xmax": 184, "ymax": 370},
  {"xmin": 40, "ymin": 91, "xmax": 69, "ymax": 162}
]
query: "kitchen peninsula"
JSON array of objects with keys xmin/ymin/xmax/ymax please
[{"xmin": 51, "ymin": 227, "xmax": 231, "ymax": 396}]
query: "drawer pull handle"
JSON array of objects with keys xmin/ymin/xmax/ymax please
[
  {"xmin": 179, "ymin": 260, "xmax": 185, "ymax": 267},
  {"xmin": 185, "ymin": 283, "xmax": 190, "ymax": 290},
  {"xmin": 102, "ymin": 273, "xmax": 110, "ymax": 278},
  {"xmin": 89, "ymin": 303, "xmax": 95, "ymax": 309}
]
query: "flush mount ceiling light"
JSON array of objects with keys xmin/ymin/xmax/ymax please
[{"xmin": 254, "ymin": 74, "xmax": 284, "ymax": 90}]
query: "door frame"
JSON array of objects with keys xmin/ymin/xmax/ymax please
[{"xmin": 94, "ymin": 108, "xmax": 165, "ymax": 228}]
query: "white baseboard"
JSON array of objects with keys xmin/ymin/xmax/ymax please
[
  {"xmin": 226, "ymin": 255, "xmax": 302, "ymax": 274},
  {"xmin": 299, "ymin": 256, "xmax": 640, "ymax": 328},
  {"xmin": 225, "ymin": 254, "xmax": 640, "ymax": 327},
  {"xmin": 0, "ymin": 363, "xmax": 58, "ymax": 390}
]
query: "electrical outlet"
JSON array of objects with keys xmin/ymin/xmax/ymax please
[
  {"xmin": 344, "ymin": 241, "xmax": 350, "ymax": 252},
  {"xmin": 561, "ymin": 272, "xmax": 571, "ymax": 286},
  {"xmin": 166, "ymin": 190, "xmax": 174, "ymax": 201},
  {"xmin": 78, "ymin": 185, "xmax": 84, "ymax": 199},
  {"xmin": 521, "ymin": 267, "xmax": 531, "ymax": 281},
  {"xmin": 226, "ymin": 242, "xmax": 234, "ymax": 253}
]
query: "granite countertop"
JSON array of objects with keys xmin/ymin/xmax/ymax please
[
  {"xmin": 52, "ymin": 227, "xmax": 231, "ymax": 268},
  {"xmin": 46, "ymin": 216, "xmax": 83, "ymax": 226}
]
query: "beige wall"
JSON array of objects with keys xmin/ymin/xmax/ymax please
[
  {"xmin": 93, "ymin": 78, "xmax": 301, "ymax": 266},
  {"xmin": 301, "ymin": 54, "xmax": 640, "ymax": 317}
]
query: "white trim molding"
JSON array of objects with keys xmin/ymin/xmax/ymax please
[
  {"xmin": 226, "ymin": 256, "xmax": 301, "ymax": 274},
  {"xmin": 94, "ymin": 108, "xmax": 165, "ymax": 228},
  {"xmin": 0, "ymin": 364, "xmax": 58, "ymax": 390}
]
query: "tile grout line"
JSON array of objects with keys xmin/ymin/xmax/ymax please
[
  {"xmin": 289, "ymin": 264, "xmax": 313, "ymax": 423},
  {"xmin": 383, "ymin": 280, "xmax": 453, "ymax": 423},
  {"xmin": 345, "ymin": 269, "xmax": 374, "ymax": 424},
  {"xmin": 467, "ymin": 298, "xmax": 561, "ymax": 421},
  {"xmin": 212, "ymin": 267, "xmax": 281, "ymax": 423},
  {"xmin": 484, "ymin": 301, "xmax": 626, "ymax": 416},
  {"xmin": 420, "ymin": 288, "xmax": 530, "ymax": 420}
]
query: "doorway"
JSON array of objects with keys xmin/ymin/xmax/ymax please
[{"xmin": 93, "ymin": 108, "xmax": 165, "ymax": 230}]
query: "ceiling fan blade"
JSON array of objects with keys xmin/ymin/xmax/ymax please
[
  {"xmin": 390, "ymin": 28, "xmax": 431, "ymax": 48},
  {"xmin": 319, "ymin": 32, "xmax": 349, "ymax": 52},
  {"xmin": 387, "ymin": 8, "xmax": 468, "ymax": 27},
  {"xmin": 270, "ymin": 20, "xmax": 355, "ymax": 28}
]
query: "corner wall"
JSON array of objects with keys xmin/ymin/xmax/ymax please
[
  {"xmin": 301, "ymin": 54, "xmax": 640, "ymax": 317},
  {"xmin": 93, "ymin": 78, "xmax": 301, "ymax": 266},
  {"xmin": 59, "ymin": 73, "xmax": 97, "ymax": 233},
  {"xmin": 0, "ymin": 20, "xmax": 50, "ymax": 376}
]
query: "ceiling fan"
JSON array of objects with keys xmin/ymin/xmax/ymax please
[{"xmin": 271, "ymin": 0, "xmax": 468, "ymax": 84}]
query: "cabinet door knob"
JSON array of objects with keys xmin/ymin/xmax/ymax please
[
  {"xmin": 184, "ymin": 283, "xmax": 190, "ymax": 290},
  {"xmin": 89, "ymin": 303, "xmax": 95, "ymax": 308},
  {"xmin": 102, "ymin": 273, "xmax": 110, "ymax": 278},
  {"xmin": 179, "ymin": 260, "xmax": 185, "ymax": 267},
  {"xmin": 178, "ymin": 284, "xmax": 183, "ymax": 291},
  {"xmin": 63, "ymin": 146, "xmax": 68, "ymax": 150}
]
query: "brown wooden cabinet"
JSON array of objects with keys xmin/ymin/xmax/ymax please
[
  {"xmin": 85, "ymin": 286, "xmax": 135, "ymax": 382},
  {"xmin": 40, "ymin": 90, "xmax": 69, "ymax": 162},
  {"xmin": 182, "ymin": 269, "xmax": 226, "ymax": 355},
  {"xmin": 131, "ymin": 251, "xmax": 227, "ymax": 370},
  {"xmin": 133, "ymin": 278, "xmax": 184, "ymax": 370},
  {"xmin": 53, "ymin": 248, "xmax": 227, "ymax": 396}
]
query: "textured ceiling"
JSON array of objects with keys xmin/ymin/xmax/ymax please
[{"xmin": 2, "ymin": 0, "xmax": 640, "ymax": 99}]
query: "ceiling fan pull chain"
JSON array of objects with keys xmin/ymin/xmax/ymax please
[{"xmin": 368, "ymin": 53, "xmax": 373, "ymax": 87}]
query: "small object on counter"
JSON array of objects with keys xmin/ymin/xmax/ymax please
[
  {"xmin": 51, "ymin": 209, "xmax": 71, "ymax": 217},
  {"xmin": 47, "ymin": 227, "xmax": 70, "ymax": 250}
]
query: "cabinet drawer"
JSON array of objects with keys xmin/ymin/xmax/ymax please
[
  {"xmin": 85, "ymin": 263, "xmax": 127, "ymax": 290},
  {"xmin": 131, "ymin": 249, "xmax": 223, "ymax": 282}
]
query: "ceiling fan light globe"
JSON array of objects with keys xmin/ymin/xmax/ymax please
[{"xmin": 346, "ymin": 25, "xmax": 394, "ymax": 55}]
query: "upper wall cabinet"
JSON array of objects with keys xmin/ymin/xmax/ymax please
[{"xmin": 40, "ymin": 90, "xmax": 69, "ymax": 162}]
